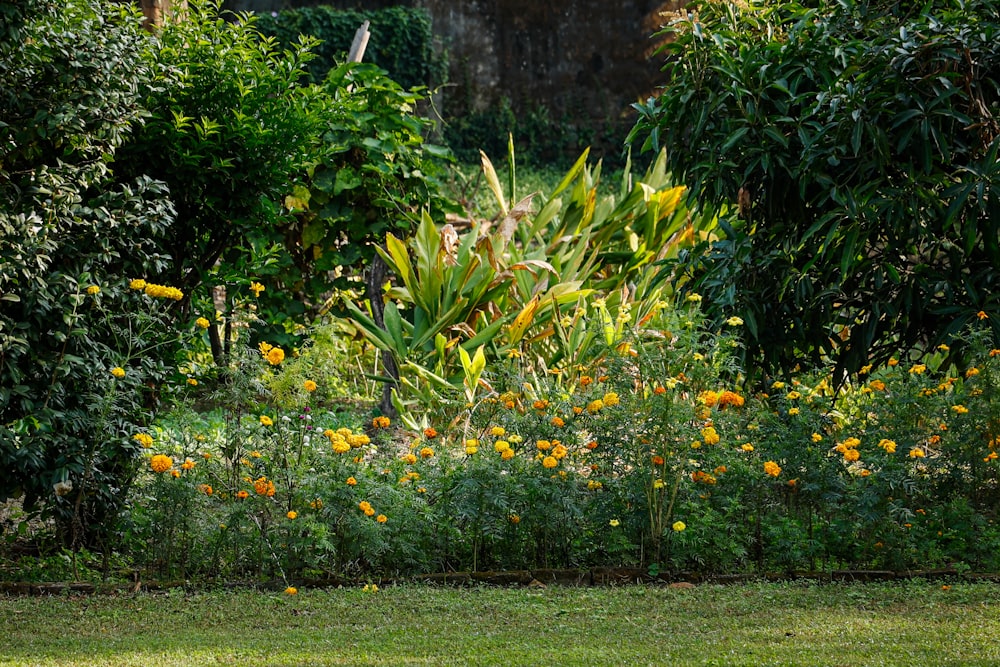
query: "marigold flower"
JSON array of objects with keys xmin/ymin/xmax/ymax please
[
  {"xmin": 195, "ymin": 317, "xmax": 211, "ymax": 329},
  {"xmin": 909, "ymin": 364, "xmax": 927, "ymax": 375},
  {"xmin": 909, "ymin": 447, "xmax": 926, "ymax": 458},
  {"xmin": 672, "ymin": 521, "xmax": 686, "ymax": 531},
  {"xmin": 532, "ymin": 399, "xmax": 549, "ymax": 411},
  {"xmin": 651, "ymin": 455, "xmax": 665, "ymax": 466},
  {"xmin": 653, "ymin": 479, "xmax": 665, "ymax": 489},
  {"xmin": 741, "ymin": 443, "xmax": 755, "ymax": 452},
  {"xmin": 264, "ymin": 347, "xmax": 284, "ymax": 366},
  {"xmin": 187, "ymin": 378, "xmax": 198, "ymax": 386},
  {"xmin": 701, "ymin": 426, "xmax": 720, "ymax": 446},
  {"xmin": 878, "ymin": 439, "xmax": 897, "ymax": 454},
  {"xmin": 364, "ymin": 507, "xmax": 375, "ymax": 517},
  {"xmin": 587, "ymin": 480, "xmax": 603, "ymax": 490},
  {"xmin": 552, "ymin": 444, "xmax": 568, "ymax": 460},
  {"xmin": 362, "ymin": 584, "xmax": 378, "ymax": 593},
  {"xmin": 843, "ymin": 448, "xmax": 861, "ymax": 462},
  {"xmin": 129, "ymin": 278, "xmax": 146, "ymax": 290},
  {"xmin": 303, "ymin": 380, "xmax": 317, "ymax": 392},
  {"xmin": 419, "ymin": 446, "xmax": 434, "ymax": 459},
  {"xmin": 501, "ymin": 448, "xmax": 515, "ymax": 460},
  {"xmin": 602, "ymin": 392, "xmax": 620, "ymax": 407},
  {"xmin": 550, "ymin": 416, "xmax": 565, "ymax": 428},
  {"xmin": 284, "ymin": 586, "xmax": 297, "ymax": 595},
  {"xmin": 763, "ymin": 461, "xmax": 782, "ymax": 477},
  {"xmin": 788, "ymin": 407, "xmax": 800, "ymax": 416},
  {"xmin": 376, "ymin": 514, "xmax": 387, "ymax": 523},
  {"xmin": 653, "ymin": 385, "xmax": 667, "ymax": 395},
  {"xmin": 585, "ymin": 440, "xmax": 598, "ymax": 450},
  {"xmin": 198, "ymin": 484, "xmax": 213, "ymax": 495},
  {"xmin": 358, "ymin": 501, "xmax": 372, "ymax": 512},
  {"xmin": 260, "ymin": 415, "xmax": 273, "ymax": 426},
  {"xmin": 542, "ymin": 456, "xmax": 558, "ymax": 468},
  {"xmin": 287, "ymin": 511, "xmax": 298, "ymax": 520},
  {"xmin": 698, "ymin": 390, "xmax": 719, "ymax": 407},
  {"xmin": 150, "ymin": 454, "xmax": 173, "ymax": 474},
  {"xmin": 714, "ymin": 465, "xmax": 727, "ymax": 475},
  {"xmin": 86, "ymin": 285, "xmax": 100, "ymax": 295},
  {"xmin": 143, "ymin": 283, "xmax": 183, "ymax": 300},
  {"xmin": 579, "ymin": 376, "xmax": 593, "ymax": 386},
  {"xmin": 952, "ymin": 404, "xmax": 969, "ymax": 414},
  {"xmin": 718, "ymin": 390, "xmax": 745, "ymax": 408},
  {"xmin": 236, "ymin": 490, "xmax": 249, "ymax": 500},
  {"xmin": 509, "ymin": 514, "xmax": 521, "ymax": 524},
  {"xmin": 490, "ymin": 426, "xmax": 506, "ymax": 437},
  {"xmin": 181, "ymin": 458, "xmax": 196, "ymax": 470},
  {"xmin": 133, "ymin": 433, "xmax": 154, "ymax": 448},
  {"xmin": 254, "ymin": 477, "xmax": 276, "ymax": 497},
  {"xmin": 372, "ymin": 416, "xmax": 391, "ymax": 428},
  {"xmin": 984, "ymin": 452, "xmax": 998, "ymax": 462},
  {"xmin": 111, "ymin": 366, "xmax": 126, "ymax": 379}
]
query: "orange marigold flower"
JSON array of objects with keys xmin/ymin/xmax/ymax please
[
  {"xmin": 763, "ymin": 461, "xmax": 782, "ymax": 477},
  {"xmin": 698, "ymin": 390, "xmax": 719, "ymax": 407},
  {"xmin": 346, "ymin": 477, "xmax": 358, "ymax": 486},
  {"xmin": 843, "ymin": 448, "xmax": 861, "ymax": 462},
  {"xmin": 718, "ymin": 390, "xmax": 745, "ymax": 408},
  {"xmin": 509, "ymin": 514, "xmax": 521, "ymax": 524},
  {"xmin": 551, "ymin": 416, "xmax": 565, "ymax": 427},
  {"xmin": 653, "ymin": 385, "xmax": 667, "ymax": 395},
  {"xmin": 402, "ymin": 453, "xmax": 417, "ymax": 465},
  {"xmin": 423, "ymin": 427, "xmax": 438, "ymax": 439},
  {"xmin": 358, "ymin": 501, "xmax": 372, "ymax": 512},
  {"xmin": 284, "ymin": 586, "xmax": 297, "ymax": 595},
  {"xmin": 198, "ymin": 484, "xmax": 213, "ymax": 495},
  {"xmin": 254, "ymin": 477, "xmax": 276, "ymax": 497},
  {"xmin": 419, "ymin": 446, "xmax": 434, "ymax": 459},
  {"xmin": 542, "ymin": 456, "xmax": 558, "ymax": 468},
  {"xmin": 910, "ymin": 447, "xmax": 926, "ymax": 458},
  {"xmin": 287, "ymin": 511, "xmax": 298, "ymax": 520},
  {"xmin": 372, "ymin": 416, "xmax": 391, "ymax": 428},
  {"xmin": 376, "ymin": 514, "xmax": 387, "ymax": 523},
  {"xmin": 180, "ymin": 458, "xmax": 196, "ymax": 470},
  {"xmin": 651, "ymin": 455, "xmax": 665, "ymax": 466},
  {"xmin": 579, "ymin": 376, "xmax": 593, "ymax": 386},
  {"xmin": 500, "ymin": 448, "xmax": 515, "ymax": 461},
  {"xmin": 533, "ymin": 400, "xmax": 549, "ymax": 411},
  {"xmin": 869, "ymin": 379, "xmax": 886, "ymax": 391},
  {"xmin": 585, "ymin": 440, "xmax": 598, "ymax": 450},
  {"xmin": 364, "ymin": 507, "xmax": 375, "ymax": 517},
  {"xmin": 303, "ymin": 380, "xmax": 317, "ymax": 392},
  {"xmin": 150, "ymin": 454, "xmax": 173, "ymax": 474},
  {"xmin": 236, "ymin": 490, "xmax": 249, "ymax": 500}
]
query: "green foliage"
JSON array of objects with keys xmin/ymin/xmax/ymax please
[
  {"xmin": 277, "ymin": 62, "xmax": 457, "ymax": 329},
  {"xmin": 629, "ymin": 0, "xmax": 1000, "ymax": 381},
  {"xmin": 0, "ymin": 0, "xmax": 184, "ymax": 545},
  {"xmin": 254, "ymin": 5, "xmax": 446, "ymax": 91},
  {"xmin": 114, "ymin": 2, "xmax": 320, "ymax": 311}
]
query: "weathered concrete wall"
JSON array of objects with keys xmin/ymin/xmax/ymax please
[{"xmin": 231, "ymin": 0, "xmax": 676, "ymax": 125}]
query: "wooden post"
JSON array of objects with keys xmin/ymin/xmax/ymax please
[
  {"xmin": 137, "ymin": 0, "xmax": 187, "ymax": 30},
  {"xmin": 348, "ymin": 20, "xmax": 371, "ymax": 63}
]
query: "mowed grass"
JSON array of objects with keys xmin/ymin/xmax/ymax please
[{"xmin": 1, "ymin": 580, "xmax": 998, "ymax": 666}]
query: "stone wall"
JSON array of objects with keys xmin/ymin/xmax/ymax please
[{"xmin": 230, "ymin": 0, "xmax": 677, "ymax": 127}]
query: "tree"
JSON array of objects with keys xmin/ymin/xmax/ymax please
[
  {"xmin": 0, "ymin": 0, "xmax": 180, "ymax": 547},
  {"xmin": 629, "ymin": 0, "xmax": 1000, "ymax": 381}
]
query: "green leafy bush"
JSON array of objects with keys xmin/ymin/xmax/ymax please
[{"xmin": 630, "ymin": 0, "xmax": 1000, "ymax": 380}]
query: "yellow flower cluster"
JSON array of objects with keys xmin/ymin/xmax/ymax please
[
  {"xmin": 325, "ymin": 428, "xmax": 369, "ymax": 454},
  {"xmin": 143, "ymin": 283, "xmax": 184, "ymax": 300},
  {"xmin": 195, "ymin": 317, "xmax": 211, "ymax": 329},
  {"xmin": 133, "ymin": 433, "xmax": 153, "ymax": 448},
  {"xmin": 701, "ymin": 426, "xmax": 720, "ymax": 445},
  {"xmin": 763, "ymin": 461, "xmax": 782, "ymax": 477},
  {"xmin": 86, "ymin": 285, "xmax": 100, "ymax": 295},
  {"xmin": 256, "ymin": 342, "xmax": 285, "ymax": 366},
  {"xmin": 111, "ymin": 367, "xmax": 126, "ymax": 379},
  {"xmin": 150, "ymin": 454, "xmax": 173, "ymax": 473},
  {"xmin": 878, "ymin": 439, "xmax": 897, "ymax": 454}
]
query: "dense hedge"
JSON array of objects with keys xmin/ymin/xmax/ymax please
[{"xmin": 254, "ymin": 5, "xmax": 446, "ymax": 91}]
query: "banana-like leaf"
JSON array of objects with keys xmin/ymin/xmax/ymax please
[
  {"xmin": 507, "ymin": 295, "xmax": 540, "ymax": 346},
  {"xmin": 480, "ymin": 150, "xmax": 508, "ymax": 215}
]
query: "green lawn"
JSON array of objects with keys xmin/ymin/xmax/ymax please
[{"xmin": 1, "ymin": 581, "xmax": 997, "ymax": 666}]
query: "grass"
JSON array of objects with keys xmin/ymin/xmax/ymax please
[{"xmin": 1, "ymin": 581, "xmax": 998, "ymax": 666}]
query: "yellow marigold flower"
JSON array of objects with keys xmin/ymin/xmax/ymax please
[
  {"xmin": 181, "ymin": 458, "xmax": 195, "ymax": 470},
  {"xmin": 419, "ymin": 446, "xmax": 434, "ymax": 459},
  {"xmin": 287, "ymin": 511, "xmax": 298, "ymax": 520},
  {"xmin": 129, "ymin": 278, "xmax": 146, "ymax": 290},
  {"xmin": 358, "ymin": 501, "xmax": 372, "ymax": 512},
  {"xmin": 786, "ymin": 391, "xmax": 801, "ymax": 400},
  {"xmin": 718, "ymin": 390, "xmax": 744, "ymax": 408},
  {"xmin": 860, "ymin": 469, "xmax": 872, "ymax": 477},
  {"xmin": 869, "ymin": 379, "xmax": 886, "ymax": 391},
  {"xmin": 602, "ymin": 392, "xmax": 620, "ymax": 407},
  {"xmin": 150, "ymin": 454, "xmax": 173, "ymax": 474},
  {"xmin": 303, "ymin": 380, "xmax": 317, "ymax": 392},
  {"xmin": 587, "ymin": 399, "xmax": 604, "ymax": 414},
  {"xmin": 763, "ymin": 461, "xmax": 781, "ymax": 477},
  {"xmin": 111, "ymin": 367, "xmax": 126, "ymax": 379},
  {"xmin": 170, "ymin": 469, "xmax": 181, "ymax": 478},
  {"xmin": 788, "ymin": 407, "xmax": 800, "ymax": 416},
  {"xmin": 494, "ymin": 440, "xmax": 510, "ymax": 453},
  {"xmin": 500, "ymin": 447, "xmax": 515, "ymax": 461},
  {"xmin": 260, "ymin": 415, "xmax": 273, "ymax": 426},
  {"xmin": 266, "ymin": 347, "xmax": 285, "ymax": 366},
  {"xmin": 701, "ymin": 426, "xmax": 720, "ymax": 446},
  {"xmin": 364, "ymin": 507, "xmax": 375, "ymax": 517},
  {"xmin": 878, "ymin": 439, "xmax": 897, "ymax": 454},
  {"xmin": 536, "ymin": 439, "xmax": 552, "ymax": 451},
  {"xmin": 401, "ymin": 453, "xmax": 417, "ymax": 465},
  {"xmin": 133, "ymin": 433, "xmax": 154, "ymax": 448},
  {"xmin": 910, "ymin": 447, "xmax": 926, "ymax": 458},
  {"xmin": 143, "ymin": 283, "xmax": 184, "ymax": 300},
  {"xmin": 341, "ymin": 477, "xmax": 356, "ymax": 487},
  {"xmin": 909, "ymin": 364, "xmax": 927, "ymax": 375},
  {"xmin": 741, "ymin": 443, "xmax": 754, "ymax": 452},
  {"xmin": 283, "ymin": 586, "xmax": 298, "ymax": 596},
  {"xmin": 550, "ymin": 416, "xmax": 565, "ymax": 428},
  {"xmin": 332, "ymin": 440, "xmax": 351, "ymax": 454},
  {"xmin": 888, "ymin": 358, "xmax": 899, "ymax": 366},
  {"xmin": 609, "ymin": 519, "xmax": 620, "ymax": 527},
  {"xmin": 376, "ymin": 514, "xmax": 387, "ymax": 523},
  {"xmin": 249, "ymin": 281, "xmax": 265, "ymax": 297},
  {"xmin": 372, "ymin": 416, "xmax": 391, "ymax": 428},
  {"xmin": 587, "ymin": 480, "xmax": 603, "ymax": 490},
  {"xmin": 362, "ymin": 584, "xmax": 378, "ymax": 593},
  {"xmin": 843, "ymin": 448, "xmax": 860, "ymax": 462},
  {"xmin": 348, "ymin": 434, "xmax": 370, "ymax": 448},
  {"xmin": 250, "ymin": 450, "xmax": 262, "ymax": 459},
  {"xmin": 772, "ymin": 381, "xmax": 786, "ymax": 390},
  {"xmin": 490, "ymin": 426, "xmax": 506, "ymax": 437},
  {"xmin": 552, "ymin": 444, "xmax": 568, "ymax": 460},
  {"xmin": 653, "ymin": 478, "xmax": 665, "ymax": 490},
  {"xmin": 187, "ymin": 378, "xmax": 198, "ymax": 386},
  {"xmin": 966, "ymin": 367, "xmax": 979, "ymax": 378},
  {"xmin": 952, "ymin": 404, "xmax": 969, "ymax": 414},
  {"xmin": 195, "ymin": 317, "xmax": 210, "ymax": 329},
  {"xmin": 672, "ymin": 521, "xmax": 686, "ymax": 532},
  {"xmin": 86, "ymin": 285, "xmax": 100, "ymax": 295},
  {"xmin": 542, "ymin": 456, "xmax": 558, "ymax": 468}
]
